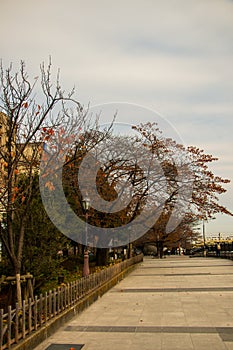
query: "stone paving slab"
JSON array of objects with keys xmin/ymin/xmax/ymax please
[
  {"xmin": 45, "ymin": 345, "xmax": 84, "ymax": 350},
  {"xmin": 34, "ymin": 256, "xmax": 233, "ymax": 350}
]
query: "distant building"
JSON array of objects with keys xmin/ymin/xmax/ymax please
[
  {"xmin": 0, "ymin": 111, "xmax": 42, "ymax": 175},
  {"xmin": 0, "ymin": 112, "xmax": 11, "ymax": 178},
  {"xmin": 0, "ymin": 112, "xmax": 42, "ymax": 218}
]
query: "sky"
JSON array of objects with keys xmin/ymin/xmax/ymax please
[{"xmin": 0, "ymin": 0, "xmax": 233, "ymax": 237}]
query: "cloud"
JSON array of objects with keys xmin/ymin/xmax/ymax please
[{"xmin": 0, "ymin": 0, "xmax": 232, "ymax": 233}]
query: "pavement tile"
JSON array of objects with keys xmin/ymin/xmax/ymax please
[
  {"xmin": 33, "ymin": 256, "xmax": 233, "ymax": 350},
  {"xmin": 190, "ymin": 334, "xmax": 227, "ymax": 350},
  {"xmin": 162, "ymin": 333, "xmax": 194, "ymax": 349}
]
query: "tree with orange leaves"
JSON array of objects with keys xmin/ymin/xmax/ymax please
[
  {"xmin": 133, "ymin": 122, "xmax": 232, "ymax": 256},
  {"xmin": 62, "ymin": 120, "xmax": 232, "ymax": 260}
]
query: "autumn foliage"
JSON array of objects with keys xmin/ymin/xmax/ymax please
[{"xmin": 0, "ymin": 60, "xmax": 232, "ymax": 307}]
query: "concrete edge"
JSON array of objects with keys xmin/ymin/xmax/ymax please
[{"xmin": 12, "ymin": 263, "xmax": 139, "ymax": 350}]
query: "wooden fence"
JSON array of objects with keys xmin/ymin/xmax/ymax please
[{"xmin": 0, "ymin": 254, "xmax": 143, "ymax": 349}]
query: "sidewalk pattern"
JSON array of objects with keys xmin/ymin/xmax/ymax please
[{"xmin": 34, "ymin": 256, "xmax": 233, "ymax": 350}]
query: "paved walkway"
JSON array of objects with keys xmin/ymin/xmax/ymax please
[{"xmin": 34, "ymin": 256, "xmax": 233, "ymax": 350}]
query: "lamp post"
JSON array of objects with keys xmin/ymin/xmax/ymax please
[
  {"xmin": 157, "ymin": 234, "xmax": 160, "ymax": 258},
  {"xmin": 202, "ymin": 219, "xmax": 206, "ymax": 257},
  {"xmin": 82, "ymin": 197, "xmax": 90, "ymax": 277}
]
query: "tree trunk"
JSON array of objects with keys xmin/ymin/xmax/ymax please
[
  {"xmin": 128, "ymin": 243, "xmax": 133, "ymax": 259},
  {"xmin": 159, "ymin": 241, "xmax": 164, "ymax": 259},
  {"xmin": 15, "ymin": 273, "xmax": 22, "ymax": 308},
  {"xmin": 96, "ymin": 248, "xmax": 109, "ymax": 266}
]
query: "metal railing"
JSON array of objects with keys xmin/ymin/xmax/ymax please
[
  {"xmin": 0, "ymin": 254, "xmax": 143, "ymax": 349},
  {"xmin": 207, "ymin": 250, "xmax": 233, "ymax": 260}
]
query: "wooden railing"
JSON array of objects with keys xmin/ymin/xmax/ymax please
[{"xmin": 0, "ymin": 254, "xmax": 143, "ymax": 349}]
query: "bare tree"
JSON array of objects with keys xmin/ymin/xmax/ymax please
[{"xmin": 0, "ymin": 59, "xmax": 87, "ymax": 306}]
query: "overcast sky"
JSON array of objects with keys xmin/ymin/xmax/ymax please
[{"xmin": 1, "ymin": 0, "xmax": 233, "ymax": 237}]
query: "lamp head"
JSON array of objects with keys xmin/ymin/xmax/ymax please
[{"xmin": 82, "ymin": 197, "xmax": 90, "ymax": 211}]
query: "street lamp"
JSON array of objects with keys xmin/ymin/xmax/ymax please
[
  {"xmin": 82, "ymin": 197, "xmax": 90, "ymax": 277},
  {"xmin": 157, "ymin": 234, "xmax": 160, "ymax": 258},
  {"xmin": 202, "ymin": 219, "xmax": 206, "ymax": 257}
]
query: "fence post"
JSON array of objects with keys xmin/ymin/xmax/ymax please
[
  {"xmin": 29, "ymin": 298, "xmax": 32, "ymax": 333},
  {"xmin": 70, "ymin": 282, "xmax": 74, "ymax": 305},
  {"xmin": 33, "ymin": 297, "xmax": 36, "ymax": 332},
  {"xmin": 7, "ymin": 305, "xmax": 11, "ymax": 349},
  {"xmin": 48, "ymin": 290, "xmax": 52, "ymax": 320},
  {"xmin": 0, "ymin": 309, "xmax": 3, "ymax": 350},
  {"xmin": 58, "ymin": 287, "xmax": 61, "ymax": 314},
  {"xmin": 22, "ymin": 300, "xmax": 26, "ymax": 339},
  {"xmin": 62, "ymin": 285, "xmax": 65, "ymax": 310},
  {"xmin": 44, "ymin": 292, "xmax": 48, "ymax": 325},
  {"xmin": 80, "ymin": 279, "xmax": 83, "ymax": 298},
  {"xmin": 76, "ymin": 280, "xmax": 79, "ymax": 301},
  {"xmin": 53, "ymin": 289, "xmax": 56, "ymax": 316},
  {"xmin": 39, "ymin": 294, "xmax": 43, "ymax": 327},
  {"xmin": 68, "ymin": 283, "xmax": 70, "ymax": 307},
  {"xmin": 15, "ymin": 302, "xmax": 19, "ymax": 344}
]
